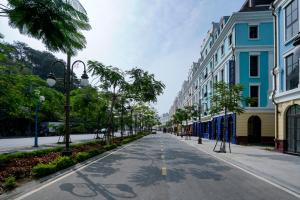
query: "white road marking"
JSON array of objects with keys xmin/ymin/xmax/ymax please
[
  {"xmin": 14, "ymin": 144, "xmax": 133, "ymax": 200},
  {"xmin": 187, "ymin": 142, "xmax": 300, "ymax": 199}
]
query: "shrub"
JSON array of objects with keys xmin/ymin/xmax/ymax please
[
  {"xmin": 32, "ymin": 163, "xmax": 56, "ymax": 177},
  {"xmin": 32, "ymin": 156, "xmax": 74, "ymax": 177},
  {"xmin": 75, "ymin": 152, "xmax": 90, "ymax": 162},
  {"xmin": 88, "ymin": 149, "xmax": 103, "ymax": 157},
  {"xmin": 122, "ymin": 138, "xmax": 132, "ymax": 144},
  {"xmin": 0, "ymin": 147, "xmax": 62, "ymax": 164},
  {"xmin": 53, "ymin": 157, "xmax": 75, "ymax": 171},
  {"xmin": 3, "ymin": 176, "xmax": 16, "ymax": 190},
  {"xmin": 104, "ymin": 144, "xmax": 117, "ymax": 151}
]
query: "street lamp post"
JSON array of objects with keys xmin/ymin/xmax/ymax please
[
  {"xmin": 33, "ymin": 95, "xmax": 45, "ymax": 147},
  {"xmin": 47, "ymin": 55, "xmax": 89, "ymax": 156}
]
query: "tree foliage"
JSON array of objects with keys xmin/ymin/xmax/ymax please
[
  {"xmin": 209, "ymin": 82, "xmax": 248, "ymax": 116},
  {"xmin": 70, "ymin": 87, "xmax": 108, "ymax": 132},
  {"xmin": 2, "ymin": 0, "xmax": 91, "ymax": 54},
  {"xmin": 209, "ymin": 82, "xmax": 250, "ymax": 152},
  {"xmin": 127, "ymin": 68, "xmax": 165, "ymax": 103},
  {"xmin": 0, "ymin": 65, "xmax": 64, "ymax": 136}
]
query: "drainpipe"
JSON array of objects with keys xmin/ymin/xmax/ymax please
[{"xmin": 271, "ymin": 3, "xmax": 279, "ymax": 149}]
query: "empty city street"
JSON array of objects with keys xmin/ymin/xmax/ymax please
[{"xmin": 11, "ymin": 133, "xmax": 298, "ymax": 200}]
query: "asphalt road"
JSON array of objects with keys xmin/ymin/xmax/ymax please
[{"xmin": 11, "ymin": 133, "xmax": 299, "ymax": 200}]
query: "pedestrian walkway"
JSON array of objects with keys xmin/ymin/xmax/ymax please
[{"xmin": 171, "ymin": 134, "xmax": 300, "ymax": 196}]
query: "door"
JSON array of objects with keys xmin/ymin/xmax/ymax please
[
  {"xmin": 248, "ymin": 116, "xmax": 261, "ymax": 144},
  {"xmin": 286, "ymin": 105, "xmax": 300, "ymax": 154}
]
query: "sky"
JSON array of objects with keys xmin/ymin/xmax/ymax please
[{"xmin": 0, "ymin": 0, "xmax": 245, "ymax": 115}]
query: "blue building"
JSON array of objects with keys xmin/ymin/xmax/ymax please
[
  {"xmin": 170, "ymin": 0, "xmax": 276, "ymax": 145},
  {"xmin": 273, "ymin": 0, "xmax": 300, "ymax": 154}
]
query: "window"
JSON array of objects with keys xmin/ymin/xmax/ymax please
[
  {"xmin": 221, "ymin": 45, "xmax": 224, "ymax": 55},
  {"xmin": 249, "ymin": 25, "xmax": 258, "ymax": 39},
  {"xmin": 215, "ymin": 53, "xmax": 218, "ymax": 63},
  {"xmin": 286, "ymin": 54, "xmax": 299, "ymax": 90},
  {"xmin": 285, "ymin": 0, "xmax": 298, "ymax": 41},
  {"xmin": 250, "ymin": 55, "xmax": 259, "ymax": 77},
  {"xmin": 210, "ymin": 61, "xmax": 213, "ymax": 70},
  {"xmin": 221, "ymin": 69, "xmax": 224, "ymax": 82},
  {"xmin": 228, "ymin": 34, "xmax": 232, "ymax": 46},
  {"xmin": 250, "ymin": 85, "xmax": 259, "ymax": 107},
  {"xmin": 205, "ymin": 49, "xmax": 208, "ymax": 55},
  {"xmin": 214, "ymin": 75, "xmax": 218, "ymax": 83}
]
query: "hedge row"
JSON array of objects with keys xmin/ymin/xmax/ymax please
[{"xmin": 31, "ymin": 133, "xmax": 146, "ymax": 178}]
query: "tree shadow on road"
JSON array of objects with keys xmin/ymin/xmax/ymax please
[
  {"xmin": 128, "ymin": 165, "xmax": 185, "ymax": 187},
  {"xmin": 59, "ymin": 170, "xmax": 137, "ymax": 200}
]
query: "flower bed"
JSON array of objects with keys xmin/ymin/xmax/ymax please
[{"xmin": 0, "ymin": 132, "xmax": 147, "ymax": 194}]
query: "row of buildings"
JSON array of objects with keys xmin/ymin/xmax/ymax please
[{"xmin": 166, "ymin": 0, "xmax": 300, "ymax": 155}]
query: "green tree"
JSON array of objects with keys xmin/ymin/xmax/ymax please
[
  {"xmin": 127, "ymin": 68, "xmax": 165, "ymax": 103},
  {"xmin": 87, "ymin": 61, "xmax": 127, "ymax": 142},
  {"xmin": 132, "ymin": 103, "xmax": 158, "ymax": 132},
  {"xmin": 1, "ymin": 0, "xmax": 91, "ymax": 54},
  {"xmin": 0, "ymin": 66, "xmax": 64, "ymax": 136},
  {"xmin": 210, "ymin": 82, "xmax": 250, "ymax": 153},
  {"xmin": 172, "ymin": 109, "xmax": 185, "ymax": 135},
  {"xmin": 70, "ymin": 86, "xmax": 99, "ymax": 133}
]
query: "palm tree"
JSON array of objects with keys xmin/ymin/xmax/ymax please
[{"xmin": 0, "ymin": 0, "xmax": 91, "ymax": 54}]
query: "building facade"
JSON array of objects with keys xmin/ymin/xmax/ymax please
[
  {"xmin": 273, "ymin": 0, "xmax": 300, "ymax": 154},
  {"xmin": 169, "ymin": 0, "xmax": 275, "ymax": 145}
]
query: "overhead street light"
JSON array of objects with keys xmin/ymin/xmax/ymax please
[{"xmin": 47, "ymin": 58, "xmax": 89, "ymax": 156}]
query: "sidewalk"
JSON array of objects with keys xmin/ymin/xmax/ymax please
[{"xmin": 171, "ymin": 134, "xmax": 300, "ymax": 196}]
